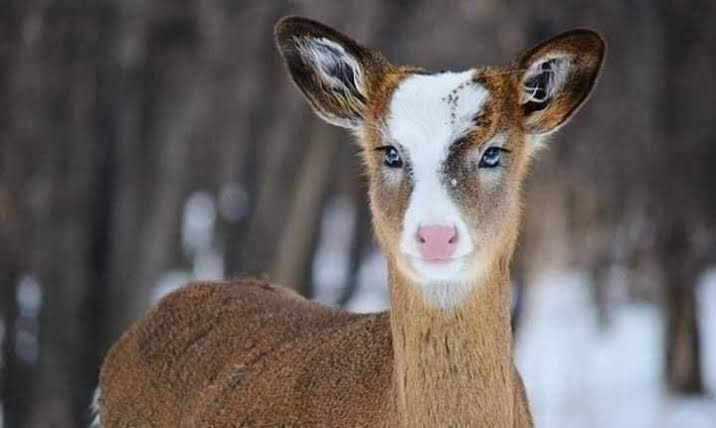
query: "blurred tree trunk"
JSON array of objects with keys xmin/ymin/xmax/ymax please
[
  {"xmin": 338, "ymin": 189, "xmax": 372, "ymax": 307},
  {"xmin": 0, "ymin": 2, "xmax": 29, "ymax": 427},
  {"xmin": 660, "ymin": 224, "xmax": 703, "ymax": 393},
  {"xmin": 102, "ymin": 0, "xmax": 151, "ymax": 346},
  {"xmin": 24, "ymin": 3, "xmax": 119, "ymax": 426},
  {"xmin": 0, "ymin": 273, "xmax": 27, "ymax": 428},
  {"xmin": 130, "ymin": 8, "xmax": 206, "ymax": 322},
  {"xmin": 654, "ymin": 0, "xmax": 711, "ymax": 394},
  {"xmin": 271, "ymin": 122, "xmax": 340, "ymax": 295},
  {"xmin": 206, "ymin": 3, "xmax": 281, "ymax": 279}
]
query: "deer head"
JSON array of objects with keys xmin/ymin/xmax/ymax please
[{"xmin": 275, "ymin": 17, "xmax": 604, "ymax": 309}]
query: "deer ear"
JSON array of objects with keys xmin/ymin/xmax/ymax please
[
  {"xmin": 516, "ymin": 29, "xmax": 605, "ymax": 135},
  {"xmin": 275, "ymin": 16, "xmax": 386, "ymax": 130}
]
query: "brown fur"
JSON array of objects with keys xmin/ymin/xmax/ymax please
[
  {"xmin": 100, "ymin": 280, "xmax": 395, "ymax": 426},
  {"xmin": 99, "ymin": 17, "xmax": 604, "ymax": 427},
  {"xmin": 99, "ymin": 274, "xmax": 531, "ymax": 427}
]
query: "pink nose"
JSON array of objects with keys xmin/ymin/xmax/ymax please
[{"xmin": 416, "ymin": 225, "xmax": 458, "ymax": 261}]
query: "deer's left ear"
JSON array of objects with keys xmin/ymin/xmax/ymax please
[{"xmin": 516, "ymin": 29, "xmax": 605, "ymax": 135}]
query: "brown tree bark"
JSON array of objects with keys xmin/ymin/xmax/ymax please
[{"xmin": 660, "ymin": 223, "xmax": 703, "ymax": 393}]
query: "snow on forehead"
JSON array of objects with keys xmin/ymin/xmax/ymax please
[{"xmin": 386, "ymin": 70, "xmax": 489, "ymax": 144}]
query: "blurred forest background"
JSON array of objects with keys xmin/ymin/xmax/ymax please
[{"xmin": 1, "ymin": 1, "xmax": 716, "ymax": 427}]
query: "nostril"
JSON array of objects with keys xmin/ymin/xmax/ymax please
[{"xmin": 416, "ymin": 225, "xmax": 458, "ymax": 245}]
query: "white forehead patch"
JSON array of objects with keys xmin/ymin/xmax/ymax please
[{"xmin": 386, "ymin": 70, "xmax": 488, "ymax": 159}]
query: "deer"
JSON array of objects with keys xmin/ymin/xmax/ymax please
[{"xmin": 94, "ymin": 16, "xmax": 604, "ymax": 427}]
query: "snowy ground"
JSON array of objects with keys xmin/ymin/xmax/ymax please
[{"xmin": 515, "ymin": 271, "xmax": 716, "ymax": 428}]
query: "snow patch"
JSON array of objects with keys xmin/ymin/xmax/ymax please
[
  {"xmin": 15, "ymin": 274, "xmax": 42, "ymax": 364},
  {"xmin": 345, "ymin": 250, "xmax": 389, "ymax": 313},
  {"xmin": 182, "ymin": 191, "xmax": 217, "ymax": 257},
  {"xmin": 312, "ymin": 196, "xmax": 356, "ymax": 305},
  {"xmin": 515, "ymin": 270, "xmax": 716, "ymax": 428},
  {"xmin": 192, "ymin": 247, "xmax": 224, "ymax": 280},
  {"xmin": 696, "ymin": 267, "xmax": 716, "ymax": 395}
]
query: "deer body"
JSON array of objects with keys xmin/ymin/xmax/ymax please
[
  {"xmin": 97, "ymin": 16, "xmax": 604, "ymax": 427},
  {"xmin": 99, "ymin": 274, "xmax": 529, "ymax": 427}
]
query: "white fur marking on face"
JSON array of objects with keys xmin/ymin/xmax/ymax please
[{"xmin": 386, "ymin": 70, "xmax": 490, "ymax": 308}]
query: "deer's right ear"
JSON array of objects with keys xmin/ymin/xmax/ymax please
[{"xmin": 275, "ymin": 16, "xmax": 385, "ymax": 130}]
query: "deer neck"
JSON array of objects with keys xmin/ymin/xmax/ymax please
[{"xmin": 387, "ymin": 258, "xmax": 516, "ymax": 427}]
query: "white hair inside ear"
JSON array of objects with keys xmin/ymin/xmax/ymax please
[
  {"xmin": 293, "ymin": 36, "xmax": 365, "ymax": 97},
  {"xmin": 522, "ymin": 56, "xmax": 569, "ymax": 104},
  {"xmin": 289, "ymin": 35, "xmax": 368, "ymax": 129}
]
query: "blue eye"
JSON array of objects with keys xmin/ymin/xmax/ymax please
[
  {"xmin": 479, "ymin": 147, "xmax": 503, "ymax": 168},
  {"xmin": 383, "ymin": 146, "xmax": 403, "ymax": 168}
]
